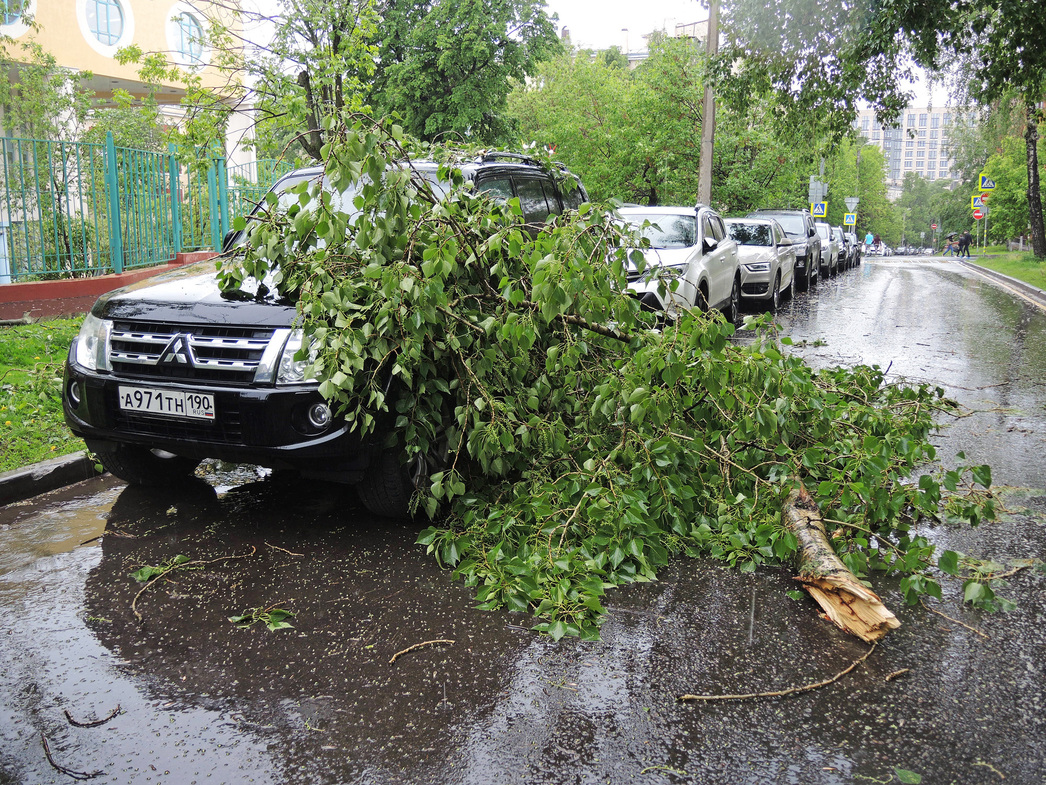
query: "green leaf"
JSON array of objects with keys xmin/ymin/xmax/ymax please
[
  {"xmin": 894, "ymin": 769, "xmax": 922, "ymax": 784},
  {"xmin": 963, "ymin": 581, "xmax": 987, "ymax": 605},
  {"xmin": 937, "ymin": 550, "xmax": 959, "ymax": 576}
]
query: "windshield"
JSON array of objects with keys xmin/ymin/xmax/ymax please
[
  {"xmin": 727, "ymin": 222, "xmax": 771, "ymax": 246},
  {"xmin": 817, "ymin": 225, "xmax": 831, "ymax": 240},
  {"xmin": 622, "ymin": 214, "xmax": 696, "ymax": 249},
  {"xmin": 764, "ymin": 214, "xmax": 804, "ymax": 236}
]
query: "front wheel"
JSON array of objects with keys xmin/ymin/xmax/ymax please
[
  {"xmin": 357, "ymin": 429, "xmax": 451, "ymax": 519},
  {"xmin": 768, "ymin": 271, "xmax": 781, "ymax": 312},
  {"xmin": 88, "ymin": 441, "xmax": 200, "ymax": 486},
  {"xmin": 727, "ymin": 275, "xmax": 742, "ymax": 325}
]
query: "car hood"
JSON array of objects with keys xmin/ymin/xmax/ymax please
[
  {"xmin": 736, "ymin": 247, "xmax": 776, "ymax": 264},
  {"xmin": 626, "ymin": 246, "xmax": 693, "ymax": 271},
  {"xmin": 94, "ymin": 258, "xmax": 299, "ymax": 327}
]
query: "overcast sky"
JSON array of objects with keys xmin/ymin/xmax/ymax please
[{"xmin": 542, "ymin": 0, "xmax": 704, "ymax": 52}]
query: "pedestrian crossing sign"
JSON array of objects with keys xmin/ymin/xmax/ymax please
[
  {"xmin": 811, "ymin": 202, "xmax": 827, "ymax": 218},
  {"xmin": 979, "ymin": 173, "xmax": 996, "ymax": 190},
  {"xmin": 971, "ymin": 195, "xmax": 983, "ymax": 209},
  {"xmin": 843, "ymin": 213, "xmax": 856, "ymax": 225}
]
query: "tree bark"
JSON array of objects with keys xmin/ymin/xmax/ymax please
[
  {"xmin": 1025, "ymin": 101, "xmax": 1046, "ymax": 260},
  {"xmin": 782, "ymin": 486, "xmax": 901, "ymax": 643}
]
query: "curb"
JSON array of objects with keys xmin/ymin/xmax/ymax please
[
  {"xmin": 958, "ymin": 260, "xmax": 1046, "ymax": 308},
  {"xmin": 0, "ymin": 451, "xmax": 103, "ymax": 508}
]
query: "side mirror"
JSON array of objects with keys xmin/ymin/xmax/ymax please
[
  {"xmin": 703, "ymin": 236, "xmax": 719, "ymax": 254},
  {"xmin": 221, "ymin": 229, "xmax": 239, "ymax": 253}
]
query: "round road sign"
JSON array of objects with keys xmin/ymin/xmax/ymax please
[
  {"xmin": 973, "ymin": 208, "xmax": 984, "ymax": 220},
  {"xmin": 931, "ymin": 223, "xmax": 938, "ymax": 230}
]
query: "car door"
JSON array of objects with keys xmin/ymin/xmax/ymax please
[
  {"xmin": 700, "ymin": 212, "xmax": 735, "ymax": 309},
  {"xmin": 774, "ymin": 221, "xmax": 795, "ymax": 289}
]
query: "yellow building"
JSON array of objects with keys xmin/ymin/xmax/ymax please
[{"xmin": 1, "ymin": 0, "xmax": 254, "ymax": 169}]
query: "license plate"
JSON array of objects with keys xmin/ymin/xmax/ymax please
[{"xmin": 118, "ymin": 386, "xmax": 215, "ymax": 421}]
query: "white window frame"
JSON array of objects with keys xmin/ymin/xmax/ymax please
[
  {"xmin": 167, "ymin": 3, "xmax": 209, "ymax": 67},
  {"xmin": 77, "ymin": 0, "xmax": 135, "ymax": 57}
]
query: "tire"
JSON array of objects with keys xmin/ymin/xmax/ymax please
[
  {"xmin": 727, "ymin": 275, "xmax": 741, "ymax": 325},
  {"xmin": 767, "ymin": 271, "xmax": 781, "ymax": 312},
  {"xmin": 88, "ymin": 441, "xmax": 200, "ymax": 486},
  {"xmin": 357, "ymin": 428, "xmax": 451, "ymax": 519},
  {"xmin": 695, "ymin": 286, "xmax": 710, "ymax": 313},
  {"xmin": 796, "ymin": 262, "xmax": 809, "ymax": 292}
]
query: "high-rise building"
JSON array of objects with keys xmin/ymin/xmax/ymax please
[{"xmin": 854, "ymin": 106, "xmax": 963, "ymax": 199}]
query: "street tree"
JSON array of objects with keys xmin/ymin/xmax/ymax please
[
  {"xmin": 368, "ymin": 0, "xmax": 560, "ymax": 144},
  {"xmin": 508, "ymin": 37, "xmax": 817, "ymax": 211},
  {"xmin": 719, "ymin": 0, "xmax": 1046, "ymax": 257}
]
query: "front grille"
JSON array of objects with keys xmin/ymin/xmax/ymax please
[
  {"xmin": 742, "ymin": 282, "xmax": 769, "ymax": 295},
  {"xmin": 109, "ymin": 321, "xmax": 279, "ymax": 385}
]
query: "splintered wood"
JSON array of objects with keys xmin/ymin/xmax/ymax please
[{"xmin": 783, "ymin": 486, "xmax": 901, "ymax": 642}]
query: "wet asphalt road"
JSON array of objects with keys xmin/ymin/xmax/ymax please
[{"xmin": 2, "ymin": 257, "xmax": 1045, "ymax": 785}]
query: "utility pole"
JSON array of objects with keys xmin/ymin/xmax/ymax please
[{"xmin": 697, "ymin": 0, "xmax": 718, "ymax": 205}]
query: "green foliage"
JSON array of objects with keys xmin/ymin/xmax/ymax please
[
  {"xmin": 981, "ymin": 135, "xmax": 1042, "ymax": 242},
  {"xmin": 508, "ymin": 38, "xmax": 815, "ymax": 211},
  {"xmin": 229, "ymin": 606, "xmax": 297, "ymax": 632},
  {"xmin": 0, "ymin": 36, "xmax": 93, "ymax": 140},
  {"xmin": 219, "ymin": 116, "xmax": 997, "ymax": 638},
  {"xmin": 372, "ymin": 0, "xmax": 560, "ymax": 144},
  {"xmin": 0, "ymin": 318, "xmax": 84, "ymax": 472}
]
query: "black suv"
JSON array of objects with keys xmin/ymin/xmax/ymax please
[
  {"xmin": 63, "ymin": 155, "xmax": 587, "ymax": 516},
  {"xmin": 745, "ymin": 209, "xmax": 822, "ymax": 292}
]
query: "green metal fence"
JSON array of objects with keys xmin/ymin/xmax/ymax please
[{"xmin": 0, "ymin": 134, "xmax": 291, "ymax": 284}]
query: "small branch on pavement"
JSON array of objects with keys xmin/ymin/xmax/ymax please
[
  {"xmin": 41, "ymin": 734, "xmax": 102, "ymax": 780},
  {"xmin": 678, "ymin": 644, "xmax": 876, "ymax": 702},
  {"xmin": 919, "ymin": 599, "xmax": 989, "ymax": 640},
  {"xmin": 389, "ymin": 639, "xmax": 455, "ymax": 664},
  {"xmin": 132, "ymin": 547, "xmax": 257, "ymax": 621},
  {"xmin": 63, "ymin": 705, "xmax": 121, "ymax": 728}
]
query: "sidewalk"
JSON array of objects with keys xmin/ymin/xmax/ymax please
[{"xmin": 0, "ymin": 451, "xmax": 102, "ymax": 507}]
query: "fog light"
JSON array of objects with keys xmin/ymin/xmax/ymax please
[
  {"xmin": 307, "ymin": 402, "xmax": 332, "ymax": 430},
  {"xmin": 68, "ymin": 381, "xmax": 82, "ymax": 406}
]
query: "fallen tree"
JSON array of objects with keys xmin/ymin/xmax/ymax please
[
  {"xmin": 784, "ymin": 487, "xmax": 900, "ymax": 642},
  {"xmin": 219, "ymin": 115, "xmax": 996, "ymax": 640}
]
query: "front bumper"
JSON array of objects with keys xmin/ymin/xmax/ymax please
[{"xmin": 63, "ymin": 357, "xmax": 371, "ymax": 479}]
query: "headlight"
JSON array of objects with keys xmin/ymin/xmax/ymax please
[
  {"xmin": 73, "ymin": 312, "xmax": 111, "ymax": 371},
  {"xmin": 276, "ymin": 330, "xmax": 319, "ymax": 385},
  {"xmin": 743, "ymin": 262, "xmax": 771, "ymax": 272}
]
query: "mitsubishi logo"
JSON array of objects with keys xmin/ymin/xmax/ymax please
[{"xmin": 159, "ymin": 335, "xmax": 193, "ymax": 366}]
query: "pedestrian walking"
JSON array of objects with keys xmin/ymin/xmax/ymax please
[{"xmin": 962, "ymin": 230, "xmax": 973, "ymax": 257}]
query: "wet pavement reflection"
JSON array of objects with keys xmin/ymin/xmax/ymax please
[{"xmin": 2, "ymin": 258, "xmax": 1044, "ymax": 784}]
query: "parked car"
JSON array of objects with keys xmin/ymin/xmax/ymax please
[
  {"xmin": 831, "ymin": 226, "xmax": 848, "ymax": 270},
  {"xmin": 724, "ymin": 217, "xmax": 795, "ymax": 311},
  {"xmin": 845, "ymin": 231, "xmax": 861, "ymax": 266},
  {"xmin": 745, "ymin": 209, "xmax": 821, "ymax": 292},
  {"xmin": 619, "ymin": 204, "xmax": 741, "ymax": 322},
  {"xmin": 815, "ymin": 221, "xmax": 840, "ymax": 276},
  {"xmin": 63, "ymin": 154, "xmax": 588, "ymax": 518}
]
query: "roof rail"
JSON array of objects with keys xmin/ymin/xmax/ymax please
[{"xmin": 478, "ymin": 151, "xmax": 542, "ymax": 167}]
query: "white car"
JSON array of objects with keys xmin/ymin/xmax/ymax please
[
  {"xmin": 619, "ymin": 204, "xmax": 741, "ymax": 322},
  {"xmin": 815, "ymin": 221, "xmax": 841, "ymax": 276},
  {"xmin": 724, "ymin": 217, "xmax": 796, "ymax": 311}
]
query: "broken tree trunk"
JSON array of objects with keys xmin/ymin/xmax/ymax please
[{"xmin": 783, "ymin": 486, "xmax": 900, "ymax": 643}]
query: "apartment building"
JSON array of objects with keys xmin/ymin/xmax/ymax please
[{"xmin": 855, "ymin": 106, "xmax": 967, "ymax": 198}]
